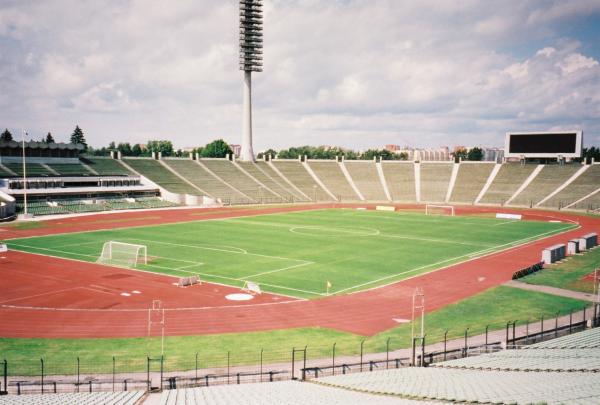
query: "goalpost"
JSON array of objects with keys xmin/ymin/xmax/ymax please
[
  {"xmin": 425, "ymin": 204, "xmax": 455, "ymax": 216},
  {"xmin": 97, "ymin": 241, "xmax": 147, "ymax": 268}
]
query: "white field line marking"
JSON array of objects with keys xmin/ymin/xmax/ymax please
[
  {"xmin": 0, "ymin": 287, "xmax": 80, "ymax": 305},
  {"xmin": 289, "ymin": 226, "xmax": 380, "ymax": 237},
  {"xmin": 125, "ymin": 238, "xmax": 307, "ymax": 264},
  {"xmin": 248, "ymin": 261, "xmax": 314, "ymax": 278},
  {"xmin": 337, "ymin": 223, "xmax": 579, "ymax": 295},
  {"xmin": 230, "ymin": 217, "xmax": 488, "ymax": 247},
  {"xmin": 493, "ymin": 220, "xmax": 518, "ymax": 226},
  {"xmin": 9, "ymin": 241, "xmax": 319, "ymax": 298}
]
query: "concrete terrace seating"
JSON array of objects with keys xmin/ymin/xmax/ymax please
[
  {"xmin": 381, "ymin": 162, "xmax": 416, "ymax": 201},
  {"xmin": 162, "ymin": 159, "xmax": 248, "ymax": 203},
  {"xmin": 509, "ymin": 164, "xmax": 582, "ymax": 207},
  {"xmin": 541, "ymin": 164, "xmax": 600, "ymax": 210},
  {"xmin": 479, "ymin": 163, "xmax": 538, "ymax": 205},
  {"xmin": 449, "ymin": 162, "xmax": 495, "ymax": 204},
  {"xmin": 82, "ymin": 157, "xmax": 133, "ymax": 176},
  {"xmin": 3, "ymin": 163, "xmax": 54, "ymax": 177},
  {"xmin": 524, "ymin": 326, "xmax": 600, "ymax": 349},
  {"xmin": 158, "ymin": 381, "xmax": 440, "ymax": 405},
  {"xmin": 344, "ymin": 161, "xmax": 388, "ymax": 201},
  {"xmin": 308, "ymin": 161, "xmax": 358, "ymax": 201},
  {"xmin": 236, "ymin": 161, "xmax": 304, "ymax": 202},
  {"xmin": 317, "ymin": 367, "xmax": 599, "ymax": 404},
  {"xmin": 255, "ymin": 161, "xmax": 310, "ymax": 201},
  {"xmin": 271, "ymin": 160, "xmax": 332, "ymax": 201},
  {"xmin": 201, "ymin": 159, "xmax": 279, "ymax": 202},
  {"xmin": 123, "ymin": 158, "xmax": 198, "ymax": 195},
  {"xmin": 46, "ymin": 163, "xmax": 94, "ymax": 176},
  {"xmin": 419, "ymin": 163, "xmax": 453, "ymax": 202},
  {"xmin": 0, "ymin": 391, "xmax": 144, "ymax": 405}
]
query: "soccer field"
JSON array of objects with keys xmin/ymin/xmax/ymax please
[{"xmin": 7, "ymin": 209, "xmax": 576, "ymax": 299}]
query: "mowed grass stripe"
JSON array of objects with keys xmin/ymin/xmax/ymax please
[{"xmin": 7, "ymin": 209, "xmax": 574, "ymax": 299}]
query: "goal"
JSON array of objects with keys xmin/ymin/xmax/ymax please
[
  {"xmin": 97, "ymin": 241, "xmax": 147, "ymax": 268},
  {"xmin": 425, "ymin": 204, "xmax": 455, "ymax": 216}
]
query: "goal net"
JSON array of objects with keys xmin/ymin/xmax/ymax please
[
  {"xmin": 97, "ymin": 241, "xmax": 147, "ymax": 268},
  {"xmin": 425, "ymin": 204, "xmax": 455, "ymax": 216}
]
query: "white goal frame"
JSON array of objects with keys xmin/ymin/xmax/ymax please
[
  {"xmin": 425, "ymin": 204, "xmax": 455, "ymax": 216},
  {"xmin": 97, "ymin": 241, "xmax": 147, "ymax": 267},
  {"xmin": 242, "ymin": 281, "xmax": 262, "ymax": 295}
]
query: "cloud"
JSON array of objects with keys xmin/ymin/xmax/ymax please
[{"xmin": 0, "ymin": 0, "xmax": 599, "ymax": 150}]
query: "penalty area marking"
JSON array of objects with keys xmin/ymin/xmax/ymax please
[{"xmin": 289, "ymin": 226, "xmax": 380, "ymax": 237}]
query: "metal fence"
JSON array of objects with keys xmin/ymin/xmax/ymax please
[{"xmin": 1, "ymin": 306, "xmax": 599, "ymax": 396}]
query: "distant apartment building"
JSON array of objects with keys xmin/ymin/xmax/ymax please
[
  {"xmin": 229, "ymin": 144, "xmax": 241, "ymax": 157},
  {"xmin": 384, "ymin": 145, "xmax": 451, "ymax": 161}
]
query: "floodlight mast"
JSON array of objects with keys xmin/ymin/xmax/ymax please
[{"xmin": 239, "ymin": 0, "xmax": 263, "ymax": 162}]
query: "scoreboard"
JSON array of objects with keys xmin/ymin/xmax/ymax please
[{"xmin": 504, "ymin": 131, "xmax": 582, "ymax": 158}]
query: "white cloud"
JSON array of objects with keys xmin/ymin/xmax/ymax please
[{"xmin": 0, "ymin": 0, "xmax": 599, "ymax": 150}]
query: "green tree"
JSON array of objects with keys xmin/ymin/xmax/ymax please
[
  {"xmin": 1, "ymin": 129, "xmax": 13, "ymax": 142},
  {"xmin": 70, "ymin": 125, "xmax": 87, "ymax": 149},
  {"xmin": 452, "ymin": 147, "xmax": 468, "ymax": 161},
  {"xmin": 200, "ymin": 139, "xmax": 232, "ymax": 158},
  {"xmin": 45, "ymin": 132, "xmax": 55, "ymax": 143},
  {"xmin": 131, "ymin": 144, "xmax": 143, "ymax": 156},
  {"xmin": 257, "ymin": 148, "xmax": 277, "ymax": 159},
  {"xmin": 147, "ymin": 140, "xmax": 174, "ymax": 157},
  {"xmin": 108, "ymin": 141, "xmax": 116, "ymax": 150},
  {"xmin": 467, "ymin": 147, "xmax": 484, "ymax": 161},
  {"xmin": 117, "ymin": 142, "xmax": 132, "ymax": 156}
]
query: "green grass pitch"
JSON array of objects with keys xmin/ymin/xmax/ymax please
[{"xmin": 7, "ymin": 209, "xmax": 576, "ymax": 299}]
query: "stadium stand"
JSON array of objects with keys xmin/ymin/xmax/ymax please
[
  {"xmin": 419, "ymin": 163, "xmax": 453, "ymax": 202},
  {"xmin": 271, "ymin": 160, "xmax": 332, "ymax": 201},
  {"xmin": 200, "ymin": 159, "xmax": 277, "ymax": 202},
  {"xmin": 541, "ymin": 164, "xmax": 600, "ymax": 210},
  {"xmin": 157, "ymin": 381, "xmax": 439, "ymax": 405},
  {"xmin": 509, "ymin": 164, "xmax": 582, "ymax": 207},
  {"xmin": 236, "ymin": 161, "xmax": 302, "ymax": 201},
  {"xmin": 344, "ymin": 161, "xmax": 388, "ymax": 201},
  {"xmin": 449, "ymin": 162, "xmax": 495, "ymax": 204},
  {"xmin": 307, "ymin": 161, "xmax": 358, "ymax": 201},
  {"xmin": 82, "ymin": 157, "xmax": 134, "ymax": 176},
  {"xmin": 162, "ymin": 159, "xmax": 247, "ymax": 203},
  {"xmin": 381, "ymin": 162, "xmax": 416, "ymax": 201},
  {"xmin": 0, "ymin": 391, "xmax": 144, "ymax": 405},
  {"xmin": 45, "ymin": 162, "xmax": 95, "ymax": 176},
  {"xmin": 478, "ymin": 163, "xmax": 538, "ymax": 205},
  {"xmin": 255, "ymin": 161, "xmax": 309, "ymax": 201},
  {"xmin": 3, "ymin": 163, "xmax": 54, "ymax": 177},
  {"xmin": 122, "ymin": 158, "xmax": 199, "ymax": 195}
]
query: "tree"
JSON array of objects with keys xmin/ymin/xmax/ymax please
[
  {"xmin": 146, "ymin": 140, "xmax": 174, "ymax": 157},
  {"xmin": 70, "ymin": 125, "xmax": 87, "ymax": 150},
  {"xmin": 257, "ymin": 148, "xmax": 277, "ymax": 159},
  {"xmin": 117, "ymin": 142, "xmax": 132, "ymax": 156},
  {"xmin": 452, "ymin": 147, "xmax": 468, "ymax": 161},
  {"xmin": 467, "ymin": 147, "xmax": 484, "ymax": 161},
  {"xmin": 200, "ymin": 139, "xmax": 232, "ymax": 158},
  {"xmin": 131, "ymin": 144, "xmax": 143, "ymax": 156},
  {"xmin": 45, "ymin": 132, "xmax": 55, "ymax": 143},
  {"xmin": 1, "ymin": 129, "xmax": 13, "ymax": 142}
]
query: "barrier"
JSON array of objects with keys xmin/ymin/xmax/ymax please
[
  {"xmin": 496, "ymin": 213, "xmax": 522, "ymax": 220},
  {"xmin": 541, "ymin": 244, "xmax": 566, "ymax": 264},
  {"xmin": 512, "ymin": 262, "xmax": 544, "ymax": 280},
  {"xmin": 375, "ymin": 205, "xmax": 395, "ymax": 212},
  {"xmin": 567, "ymin": 239, "xmax": 580, "ymax": 255},
  {"xmin": 578, "ymin": 233, "xmax": 598, "ymax": 251}
]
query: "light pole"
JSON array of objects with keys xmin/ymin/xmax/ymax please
[{"xmin": 21, "ymin": 129, "xmax": 28, "ymax": 216}]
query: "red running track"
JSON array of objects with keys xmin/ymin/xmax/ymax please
[{"xmin": 0, "ymin": 204, "xmax": 597, "ymax": 338}]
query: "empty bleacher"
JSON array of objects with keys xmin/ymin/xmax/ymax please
[
  {"xmin": 381, "ymin": 162, "xmax": 416, "ymax": 201},
  {"xmin": 541, "ymin": 164, "xmax": 600, "ymax": 210},
  {"xmin": 344, "ymin": 161, "xmax": 388, "ymax": 201},
  {"xmin": 157, "ymin": 381, "xmax": 438, "ymax": 405},
  {"xmin": 478, "ymin": 163, "xmax": 538, "ymax": 205},
  {"xmin": 82, "ymin": 157, "xmax": 134, "ymax": 176},
  {"xmin": 200, "ymin": 160, "xmax": 275, "ymax": 202},
  {"xmin": 449, "ymin": 162, "xmax": 495, "ymax": 204},
  {"xmin": 419, "ymin": 163, "xmax": 453, "ymax": 202},
  {"xmin": 45, "ymin": 163, "xmax": 95, "ymax": 176},
  {"xmin": 509, "ymin": 164, "xmax": 582, "ymax": 207},
  {"xmin": 3, "ymin": 163, "xmax": 54, "ymax": 177},
  {"xmin": 0, "ymin": 391, "xmax": 144, "ymax": 405},
  {"xmin": 162, "ymin": 159, "xmax": 248, "ymax": 202},
  {"xmin": 123, "ymin": 158, "xmax": 199, "ymax": 195},
  {"xmin": 271, "ymin": 160, "xmax": 331, "ymax": 201},
  {"xmin": 308, "ymin": 161, "xmax": 358, "ymax": 201},
  {"xmin": 237, "ymin": 161, "xmax": 305, "ymax": 201}
]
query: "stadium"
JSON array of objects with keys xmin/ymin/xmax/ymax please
[{"xmin": 1, "ymin": 1, "xmax": 600, "ymax": 405}]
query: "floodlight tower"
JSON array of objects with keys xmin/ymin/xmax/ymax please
[{"xmin": 239, "ymin": 0, "xmax": 263, "ymax": 162}]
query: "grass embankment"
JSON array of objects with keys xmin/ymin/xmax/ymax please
[
  {"xmin": 0, "ymin": 286, "xmax": 586, "ymax": 375},
  {"xmin": 522, "ymin": 246, "xmax": 600, "ymax": 293}
]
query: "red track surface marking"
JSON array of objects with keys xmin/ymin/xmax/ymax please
[{"xmin": 0, "ymin": 205, "xmax": 598, "ymax": 338}]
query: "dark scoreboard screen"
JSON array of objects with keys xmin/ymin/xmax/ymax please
[{"xmin": 508, "ymin": 133, "xmax": 578, "ymax": 154}]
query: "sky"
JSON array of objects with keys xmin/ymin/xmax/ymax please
[{"xmin": 1, "ymin": 0, "xmax": 599, "ymax": 151}]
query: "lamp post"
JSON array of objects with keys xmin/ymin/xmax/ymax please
[{"xmin": 21, "ymin": 129, "xmax": 28, "ymax": 216}]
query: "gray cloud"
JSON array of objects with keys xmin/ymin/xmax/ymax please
[{"xmin": 0, "ymin": 0, "xmax": 599, "ymax": 150}]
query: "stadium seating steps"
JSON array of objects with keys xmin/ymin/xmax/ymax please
[
  {"xmin": 344, "ymin": 161, "xmax": 388, "ymax": 201},
  {"xmin": 449, "ymin": 163, "xmax": 495, "ymax": 203},
  {"xmin": 419, "ymin": 163, "xmax": 453, "ymax": 202},
  {"xmin": 307, "ymin": 161, "xmax": 357, "ymax": 200},
  {"xmin": 0, "ymin": 391, "xmax": 144, "ymax": 405},
  {"xmin": 509, "ymin": 164, "xmax": 582, "ymax": 207},
  {"xmin": 123, "ymin": 158, "xmax": 198, "ymax": 195}
]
